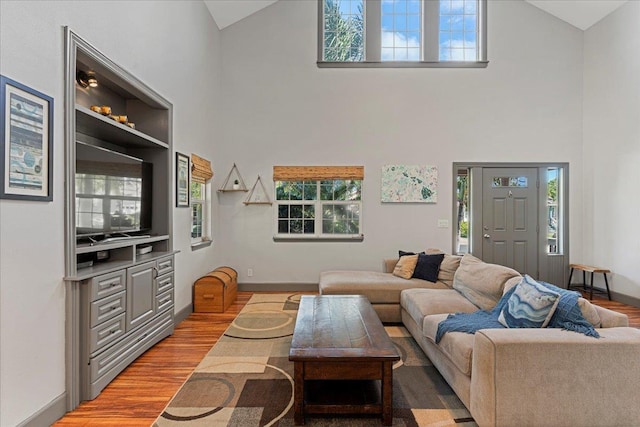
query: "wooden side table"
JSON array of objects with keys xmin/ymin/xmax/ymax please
[{"xmin": 566, "ymin": 263, "xmax": 611, "ymax": 300}]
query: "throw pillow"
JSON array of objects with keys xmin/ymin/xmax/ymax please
[
  {"xmin": 392, "ymin": 255, "xmax": 419, "ymax": 280},
  {"xmin": 399, "ymin": 250, "xmax": 423, "ymax": 257},
  {"xmin": 577, "ymin": 297, "xmax": 601, "ymax": 328},
  {"xmin": 426, "ymin": 249, "xmax": 461, "ymax": 287},
  {"xmin": 412, "ymin": 253, "xmax": 445, "ymax": 282},
  {"xmin": 498, "ymin": 275, "xmax": 560, "ymax": 328}
]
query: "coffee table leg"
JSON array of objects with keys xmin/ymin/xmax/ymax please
[
  {"xmin": 294, "ymin": 362, "xmax": 305, "ymax": 425},
  {"xmin": 382, "ymin": 361, "xmax": 393, "ymax": 426}
]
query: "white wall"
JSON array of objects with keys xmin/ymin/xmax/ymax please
[
  {"xmin": 217, "ymin": 0, "xmax": 585, "ymax": 285},
  {"xmin": 0, "ymin": 1, "xmax": 222, "ymax": 425},
  {"xmin": 583, "ymin": 1, "xmax": 640, "ymax": 299}
]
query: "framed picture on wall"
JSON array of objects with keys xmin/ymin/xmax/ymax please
[
  {"xmin": 176, "ymin": 151, "xmax": 190, "ymax": 207},
  {"xmin": 0, "ymin": 75, "xmax": 54, "ymax": 201}
]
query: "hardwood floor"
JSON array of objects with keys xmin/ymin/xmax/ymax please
[{"xmin": 54, "ymin": 290, "xmax": 640, "ymax": 426}]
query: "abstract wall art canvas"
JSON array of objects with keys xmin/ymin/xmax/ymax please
[{"xmin": 381, "ymin": 165, "xmax": 438, "ymax": 203}]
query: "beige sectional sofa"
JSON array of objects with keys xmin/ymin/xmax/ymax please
[
  {"xmin": 319, "ymin": 252, "xmax": 640, "ymax": 426},
  {"xmin": 319, "ymin": 254, "xmax": 461, "ymax": 322}
]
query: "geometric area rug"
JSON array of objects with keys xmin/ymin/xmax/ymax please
[{"xmin": 153, "ymin": 293, "xmax": 477, "ymax": 426}]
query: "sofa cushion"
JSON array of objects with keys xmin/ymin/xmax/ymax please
[
  {"xmin": 319, "ymin": 271, "xmax": 448, "ymax": 304},
  {"xmin": 452, "ymin": 254, "xmax": 521, "ymax": 310},
  {"xmin": 393, "ymin": 255, "xmax": 419, "ymax": 279},
  {"xmin": 400, "ymin": 288, "xmax": 478, "ymax": 331},
  {"xmin": 412, "ymin": 253, "xmax": 445, "ymax": 282},
  {"xmin": 423, "ymin": 314, "xmax": 474, "ymax": 376},
  {"xmin": 498, "ymin": 275, "xmax": 560, "ymax": 328},
  {"xmin": 427, "ymin": 249, "xmax": 461, "ymax": 287}
]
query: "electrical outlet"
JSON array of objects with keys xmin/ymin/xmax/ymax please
[
  {"xmin": 437, "ymin": 219, "xmax": 449, "ymax": 228},
  {"xmin": 247, "ymin": 268, "xmax": 253, "ymax": 277}
]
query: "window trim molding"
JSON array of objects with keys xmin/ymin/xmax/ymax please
[
  {"xmin": 273, "ymin": 235, "xmax": 364, "ymax": 242},
  {"xmin": 317, "ymin": 60, "xmax": 489, "ymax": 68},
  {"xmin": 317, "ymin": 0, "xmax": 489, "ymax": 68}
]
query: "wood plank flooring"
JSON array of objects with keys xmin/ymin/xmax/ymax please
[{"xmin": 54, "ymin": 290, "xmax": 640, "ymax": 426}]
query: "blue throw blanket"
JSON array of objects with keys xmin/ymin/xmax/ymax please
[{"xmin": 435, "ymin": 279, "xmax": 600, "ymax": 343}]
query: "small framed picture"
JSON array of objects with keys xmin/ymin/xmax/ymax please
[
  {"xmin": 0, "ymin": 75, "xmax": 54, "ymax": 201},
  {"xmin": 176, "ymin": 152, "xmax": 190, "ymax": 207}
]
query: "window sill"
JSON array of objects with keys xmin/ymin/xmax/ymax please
[
  {"xmin": 317, "ymin": 60, "xmax": 489, "ymax": 69},
  {"xmin": 191, "ymin": 239, "xmax": 212, "ymax": 251},
  {"xmin": 273, "ymin": 235, "xmax": 364, "ymax": 242}
]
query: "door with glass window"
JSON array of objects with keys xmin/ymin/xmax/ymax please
[{"xmin": 481, "ymin": 168, "xmax": 538, "ymax": 276}]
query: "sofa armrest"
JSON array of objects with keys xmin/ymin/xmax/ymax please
[
  {"xmin": 471, "ymin": 327, "xmax": 640, "ymax": 427},
  {"xmin": 383, "ymin": 258, "xmax": 399, "ymax": 273}
]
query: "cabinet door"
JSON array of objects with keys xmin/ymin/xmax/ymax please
[{"xmin": 126, "ymin": 261, "xmax": 156, "ymax": 331}]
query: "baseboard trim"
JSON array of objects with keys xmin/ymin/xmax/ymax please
[
  {"xmin": 19, "ymin": 392, "xmax": 67, "ymax": 427},
  {"xmin": 612, "ymin": 291, "xmax": 640, "ymax": 308},
  {"xmin": 175, "ymin": 303, "xmax": 193, "ymax": 325},
  {"xmin": 238, "ymin": 282, "xmax": 319, "ymax": 292}
]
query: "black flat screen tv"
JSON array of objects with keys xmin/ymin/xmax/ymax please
[{"xmin": 75, "ymin": 141, "xmax": 152, "ymax": 239}]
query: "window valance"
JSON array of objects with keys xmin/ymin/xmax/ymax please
[
  {"xmin": 273, "ymin": 166, "xmax": 364, "ymax": 181},
  {"xmin": 191, "ymin": 154, "xmax": 213, "ymax": 184}
]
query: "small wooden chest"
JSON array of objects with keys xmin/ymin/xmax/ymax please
[{"xmin": 194, "ymin": 267, "xmax": 238, "ymax": 313}]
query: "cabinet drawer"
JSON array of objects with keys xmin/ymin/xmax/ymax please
[
  {"xmin": 90, "ymin": 291, "xmax": 126, "ymax": 328},
  {"xmin": 156, "ymin": 272, "xmax": 174, "ymax": 295},
  {"xmin": 90, "ymin": 310, "xmax": 174, "ymax": 383},
  {"xmin": 156, "ymin": 289, "xmax": 174, "ymax": 314},
  {"xmin": 89, "ymin": 313, "xmax": 125, "ymax": 354},
  {"xmin": 156, "ymin": 255, "xmax": 174, "ymax": 276},
  {"xmin": 90, "ymin": 270, "xmax": 126, "ymax": 301}
]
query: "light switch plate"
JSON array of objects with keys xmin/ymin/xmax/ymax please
[{"xmin": 437, "ymin": 219, "xmax": 449, "ymax": 228}]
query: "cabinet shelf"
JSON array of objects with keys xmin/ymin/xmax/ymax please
[
  {"xmin": 76, "ymin": 105, "xmax": 168, "ymax": 149},
  {"xmin": 65, "ymin": 260, "xmax": 132, "ymax": 281},
  {"xmin": 76, "ymin": 235, "xmax": 169, "ymax": 254}
]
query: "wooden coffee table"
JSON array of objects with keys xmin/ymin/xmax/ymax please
[{"xmin": 289, "ymin": 295, "xmax": 400, "ymax": 425}]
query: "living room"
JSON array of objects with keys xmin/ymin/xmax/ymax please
[{"xmin": 1, "ymin": 0, "xmax": 639, "ymax": 426}]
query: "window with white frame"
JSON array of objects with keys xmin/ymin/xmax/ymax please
[
  {"xmin": 191, "ymin": 181, "xmax": 206, "ymax": 241},
  {"xmin": 190, "ymin": 154, "xmax": 213, "ymax": 248},
  {"xmin": 319, "ymin": 0, "xmax": 486, "ymax": 66},
  {"xmin": 273, "ymin": 166, "xmax": 364, "ymax": 240}
]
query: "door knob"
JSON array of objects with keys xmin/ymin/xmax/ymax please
[{"xmin": 483, "ymin": 234, "xmax": 491, "ymax": 238}]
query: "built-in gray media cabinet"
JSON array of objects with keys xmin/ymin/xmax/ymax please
[{"xmin": 63, "ymin": 28, "xmax": 176, "ymax": 408}]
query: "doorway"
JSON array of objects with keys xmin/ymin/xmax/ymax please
[{"xmin": 453, "ymin": 163, "xmax": 569, "ymax": 286}]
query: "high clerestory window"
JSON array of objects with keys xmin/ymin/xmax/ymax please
[{"xmin": 318, "ymin": 0, "xmax": 487, "ymax": 67}]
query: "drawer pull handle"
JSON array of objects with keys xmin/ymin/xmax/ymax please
[
  {"xmin": 111, "ymin": 305, "xmax": 119, "ymax": 311},
  {"xmin": 110, "ymin": 329, "xmax": 118, "ymax": 335},
  {"xmin": 137, "ymin": 333, "xmax": 148, "ymax": 343},
  {"xmin": 202, "ymin": 294, "xmax": 215, "ymax": 299}
]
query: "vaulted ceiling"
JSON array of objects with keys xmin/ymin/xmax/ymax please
[{"xmin": 204, "ymin": 0, "xmax": 628, "ymax": 31}]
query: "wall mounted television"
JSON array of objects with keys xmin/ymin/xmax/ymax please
[{"xmin": 75, "ymin": 141, "xmax": 152, "ymax": 240}]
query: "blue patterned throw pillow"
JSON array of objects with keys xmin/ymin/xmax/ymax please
[{"xmin": 498, "ymin": 275, "xmax": 561, "ymax": 328}]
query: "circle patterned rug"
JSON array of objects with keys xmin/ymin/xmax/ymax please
[{"xmin": 154, "ymin": 293, "xmax": 476, "ymax": 426}]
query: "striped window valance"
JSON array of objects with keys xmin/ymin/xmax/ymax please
[
  {"xmin": 273, "ymin": 166, "xmax": 364, "ymax": 181},
  {"xmin": 191, "ymin": 154, "xmax": 213, "ymax": 184}
]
